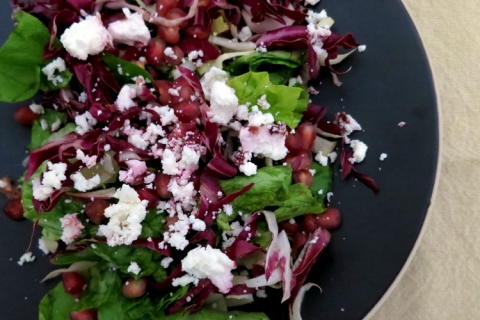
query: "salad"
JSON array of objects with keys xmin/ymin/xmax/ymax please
[{"xmin": 0, "ymin": 0, "xmax": 378, "ymax": 319}]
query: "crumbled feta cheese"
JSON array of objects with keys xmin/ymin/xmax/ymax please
[
  {"xmin": 223, "ymin": 204, "xmax": 233, "ymax": 216},
  {"xmin": 239, "ymin": 162, "xmax": 257, "ymax": 176},
  {"xmin": 398, "ymin": 121, "xmax": 406, "ymax": 127},
  {"xmin": 236, "ymin": 104, "xmax": 250, "ymax": 121},
  {"xmin": 0, "ymin": 180, "xmax": 6, "ymax": 188},
  {"xmin": 127, "ymin": 261, "xmax": 141, "ymax": 275},
  {"xmin": 172, "ymin": 274, "xmax": 198, "ymax": 287},
  {"xmin": 104, "ymin": 144, "xmax": 111, "ymax": 151},
  {"xmin": 107, "ymin": 8, "xmax": 151, "ymax": 46},
  {"xmin": 29, "ymin": 103, "xmax": 44, "ymax": 114},
  {"xmin": 326, "ymin": 192, "xmax": 333, "ymax": 202},
  {"xmin": 115, "ymin": 85, "xmax": 137, "ymax": 112},
  {"xmin": 161, "ymin": 149, "xmax": 180, "ymax": 175},
  {"xmin": 180, "ymin": 245, "xmax": 235, "ymax": 293},
  {"xmin": 119, "ymin": 160, "xmax": 148, "ymax": 184},
  {"xmin": 70, "ymin": 172, "xmax": 101, "ymax": 192},
  {"xmin": 238, "ymin": 26, "xmax": 253, "ymax": 42},
  {"xmin": 257, "ymin": 94, "xmax": 270, "ymax": 110},
  {"xmin": 51, "ymin": 119, "xmax": 62, "ymax": 132},
  {"xmin": 328, "ymin": 151, "xmax": 338, "ymax": 163},
  {"xmin": 208, "ymin": 82, "xmax": 239, "ymax": 125},
  {"xmin": 168, "ymin": 88, "xmax": 179, "ymax": 96},
  {"xmin": 358, "ymin": 45, "xmax": 367, "ymax": 52},
  {"xmin": 315, "ymin": 151, "xmax": 329, "ymax": 166},
  {"xmin": 247, "ymin": 106, "xmax": 274, "ymax": 127},
  {"xmin": 306, "ymin": 9, "xmax": 328, "ymax": 24},
  {"xmin": 144, "ymin": 173, "xmax": 156, "ymax": 184},
  {"xmin": 168, "ymin": 180, "xmax": 196, "ymax": 206},
  {"xmin": 78, "ymin": 92, "xmax": 87, "ymax": 103},
  {"xmin": 188, "ymin": 50, "xmax": 204, "ymax": 61},
  {"xmin": 200, "ymin": 67, "xmax": 229, "ymax": 100},
  {"xmin": 190, "ymin": 216, "xmax": 206, "ymax": 231},
  {"xmin": 43, "ymin": 162, "xmax": 68, "ymax": 189},
  {"xmin": 379, "ymin": 153, "xmax": 388, "ymax": 161},
  {"xmin": 97, "ymin": 185, "xmax": 149, "ymax": 246},
  {"xmin": 42, "ymin": 58, "xmax": 66, "ymax": 86},
  {"xmin": 256, "ymin": 289, "xmax": 267, "ymax": 298},
  {"xmin": 60, "ymin": 213, "xmax": 85, "ymax": 244},
  {"xmin": 38, "ymin": 237, "xmax": 58, "ymax": 255},
  {"xmin": 239, "ymin": 126, "xmax": 288, "ymax": 160},
  {"xmin": 338, "ymin": 114, "xmax": 362, "ymax": 136},
  {"xmin": 76, "ymin": 150, "xmax": 98, "ymax": 168},
  {"xmin": 75, "ymin": 111, "xmax": 98, "ymax": 135},
  {"xmin": 348, "ymin": 140, "xmax": 368, "ymax": 164},
  {"xmin": 152, "ymin": 106, "xmax": 178, "ymax": 126},
  {"xmin": 161, "ymin": 257, "xmax": 174, "ymax": 269},
  {"xmin": 40, "ymin": 119, "xmax": 48, "ymax": 131},
  {"xmin": 17, "ymin": 252, "xmax": 35, "ymax": 266},
  {"xmin": 60, "ymin": 15, "xmax": 112, "ymax": 60},
  {"xmin": 164, "ymin": 47, "xmax": 178, "ymax": 60}
]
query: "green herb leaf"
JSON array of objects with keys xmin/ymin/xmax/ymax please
[
  {"xmin": 227, "ymin": 72, "xmax": 307, "ymax": 128},
  {"xmin": 226, "ymin": 50, "xmax": 306, "ymax": 85},
  {"xmin": 220, "ymin": 166, "xmax": 292, "ymax": 215},
  {"xmin": 28, "ymin": 109, "xmax": 68, "ymax": 150},
  {"xmin": 102, "ymin": 53, "xmax": 153, "ymax": 85},
  {"xmin": 140, "ymin": 210, "xmax": 165, "ymax": 239},
  {"xmin": 39, "ymin": 283, "xmax": 76, "ymax": 320},
  {"xmin": 309, "ymin": 161, "xmax": 333, "ymax": 202},
  {"xmin": 273, "ymin": 183, "xmax": 325, "ymax": 222},
  {"xmin": 0, "ymin": 11, "xmax": 51, "ymax": 102}
]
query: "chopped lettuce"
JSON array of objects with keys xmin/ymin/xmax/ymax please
[
  {"xmin": 0, "ymin": 11, "xmax": 51, "ymax": 102},
  {"xmin": 220, "ymin": 166, "xmax": 327, "ymax": 222},
  {"xmin": 227, "ymin": 72, "xmax": 308, "ymax": 128},
  {"xmin": 28, "ymin": 109, "xmax": 68, "ymax": 150},
  {"xmin": 52, "ymin": 242, "xmax": 167, "ymax": 282},
  {"xmin": 39, "ymin": 283, "xmax": 76, "ymax": 320},
  {"xmin": 225, "ymin": 50, "xmax": 306, "ymax": 85},
  {"xmin": 102, "ymin": 53, "xmax": 153, "ymax": 85},
  {"xmin": 310, "ymin": 161, "xmax": 333, "ymax": 203},
  {"xmin": 39, "ymin": 65, "xmax": 73, "ymax": 92},
  {"xmin": 140, "ymin": 210, "xmax": 165, "ymax": 239}
]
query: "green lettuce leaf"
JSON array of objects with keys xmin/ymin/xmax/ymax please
[
  {"xmin": 226, "ymin": 50, "xmax": 306, "ymax": 85},
  {"xmin": 227, "ymin": 72, "xmax": 307, "ymax": 128},
  {"xmin": 39, "ymin": 66, "xmax": 73, "ymax": 92},
  {"xmin": 273, "ymin": 183, "xmax": 325, "ymax": 221},
  {"xmin": 39, "ymin": 283, "xmax": 76, "ymax": 320},
  {"xmin": 28, "ymin": 109, "xmax": 68, "ymax": 150},
  {"xmin": 220, "ymin": 166, "xmax": 292, "ymax": 215},
  {"xmin": 102, "ymin": 53, "xmax": 153, "ymax": 85},
  {"xmin": 53, "ymin": 242, "xmax": 167, "ymax": 282},
  {"xmin": 310, "ymin": 161, "xmax": 333, "ymax": 203},
  {"xmin": 252, "ymin": 219, "xmax": 273, "ymax": 249},
  {"xmin": 140, "ymin": 210, "xmax": 165, "ymax": 239}
]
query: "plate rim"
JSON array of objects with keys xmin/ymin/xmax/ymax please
[{"xmin": 363, "ymin": 0, "xmax": 442, "ymax": 318}]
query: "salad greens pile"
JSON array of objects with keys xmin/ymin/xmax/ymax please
[{"xmin": 0, "ymin": 0, "xmax": 377, "ymax": 319}]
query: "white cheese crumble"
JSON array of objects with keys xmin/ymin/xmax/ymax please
[
  {"xmin": 40, "ymin": 119, "xmax": 48, "ymax": 131},
  {"xmin": 38, "ymin": 237, "xmax": 58, "ymax": 254},
  {"xmin": 29, "ymin": 103, "xmax": 44, "ymax": 114},
  {"xmin": 17, "ymin": 252, "xmax": 36, "ymax": 266},
  {"xmin": 239, "ymin": 162, "xmax": 257, "ymax": 176},
  {"xmin": 237, "ymin": 26, "xmax": 253, "ymax": 42},
  {"xmin": 247, "ymin": 106, "xmax": 274, "ymax": 127},
  {"xmin": 358, "ymin": 45, "xmax": 367, "ymax": 52},
  {"xmin": 115, "ymin": 85, "xmax": 137, "ymax": 112},
  {"xmin": 127, "ymin": 261, "xmax": 141, "ymax": 275},
  {"xmin": 315, "ymin": 151, "xmax": 329, "ymax": 166},
  {"xmin": 151, "ymin": 106, "xmax": 178, "ymax": 126},
  {"xmin": 164, "ymin": 47, "xmax": 178, "ymax": 60},
  {"xmin": 161, "ymin": 257, "xmax": 174, "ymax": 269},
  {"xmin": 78, "ymin": 92, "xmax": 87, "ymax": 103},
  {"xmin": 179, "ymin": 245, "xmax": 235, "ymax": 293},
  {"xmin": 349, "ymin": 140, "xmax": 368, "ymax": 164},
  {"xmin": 107, "ymin": 8, "xmax": 151, "ymax": 46},
  {"xmin": 200, "ymin": 67, "xmax": 229, "ymax": 100},
  {"xmin": 33, "ymin": 162, "xmax": 67, "ymax": 201},
  {"xmin": 59, "ymin": 213, "xmax": 85, "ymax": 245},
  {"xmin": 223, "ymin": 204, "xmax": 233, "ymax": 216},
  {"xmin": 379, "ymin": 153, "xmax": 388, "ymax": 161},
  {"xmin": 60, "ymin": 15, "xmax": 112, "ymax": 60},
  {"xmin": 42, "ymin": 58, "xmax": 66, "ymax": 86},
  {"xmin": 208, "ymin": 81, "xmax": 239, "ymax": 125},
  {"xmin": 97, "ymin": 185, "xmax": 148, "ymax": 246},
  {"xmin": 70, "ymin": 172, "xmax": 101, "ymax": 192},
  {"xmin": 239, "ymin": 126, "xmax": 288, "ymax": 160},
  {"xmin": 75, "ymin": 111, "xmax": 98, "ymax": 135},
  {"xmin": 76, "ymin": 150, "xmax": 98, "ymax": 168}
]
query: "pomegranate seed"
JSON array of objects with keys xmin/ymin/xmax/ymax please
[
  {"xmin": 173, "ymin": 101, "xmax": 200, "ymax": 122},
  {"xmin": 146, "ymin": 38, "xmax": 166, "ymax": 66},
  {"xmin": 322, "ymin": 228, "xmax": 331, "ymax": 243},
  {"xmin": 165, "ymin": 8, "xmax": 188, "ymax": 30},
  {"xmin": 3, "ymin": 199, "xmax": 24, "ymax": 221},
  {"xmin": 121, "ymin": 46, "xmax": 143, "ymax": 61},
  {"xmin": 173, "ymin": 77, "xmax": 194, "ymax": 102},
  {"xmin": 292, "ymin": 232, "xmax": 307, "ymax": 252},
  {"xmin": 136, "ymin": 187, "xmax": 159, "ymax": 209},
  {"xmin": 122, "ymin": 277, "xmax": 148, "ymax": 298},
  {"xmin": 158, "ymin": 25, "xmax": 180, "ymax": 44},
  {"xmin": 85, "ymin": 200, "xmax": 109, "ymax": 225},
  {"xmin": 154, "ymin": 173, "xmax": 172, "ymax": 199},
  {"xmin": 285, "ymin": 152, "xmax": 312, "ymax": 171},
  {"xmin": 316, "ymin": 207, "xmax": 342, "ymax": 230},
  {"xmin": 296, "ymin": 123, "xmax": 317, "ymax": 151},
  {"xmin": 279, "ymin": 220, "xmax": 300, "ymax": 235},
  {"xmin": 285, "ymin": 132, "xmax": 304, "ymax": 155},
  {"xmin": 156, "ymin": 0, "xmax": 178, "ymax": 17},
  {"xmin": 69, "ymin": 309, "xmax": 98, "ymax": 320},
  {"xmin": 186, "ymin": 25, "xmax": 210, "ymax": 40},
  {"xmin": 302, "ymin": 214, "xmax": 319, "ymax": 234},
  {"xmin": 14, "ymin": 106, "xmax": 40, "ymax": 127},
  {"xmin": 164, "ymin": 45, "xmax": 183, "ymax": 65},
  {"xmin": 154, "ymin": 80, "xmax": 173, "ymax": 104},
  {"xmin": 293, "ymin": 169, "xmax": 314, "ymax": 187},
  {"xmin": 62, "ymin": 272, "xmax": 85, "ymax": 297}
]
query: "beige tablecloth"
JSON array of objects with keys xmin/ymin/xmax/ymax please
[{"xmin": 369, "ymin": 1, "xmax": 480, "ymax": 319}]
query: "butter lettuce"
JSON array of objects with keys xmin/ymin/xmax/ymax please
[{"xmin": 227, "ymin": 72, "xmax": 308, "ymax": 128}]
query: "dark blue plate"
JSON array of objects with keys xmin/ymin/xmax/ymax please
[{"xmin": 0, "ymin": 0, "xmax": 438, "ymax": 319}]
